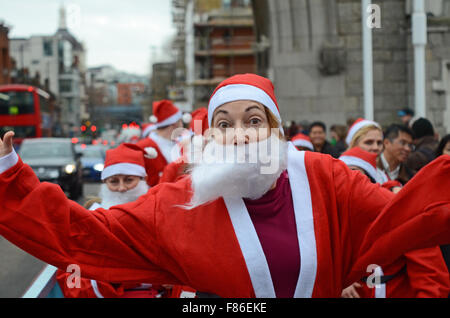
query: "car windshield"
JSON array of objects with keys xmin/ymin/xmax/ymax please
[
  {"xmin": 78, "ymin": 147, "xmax": 104, "ymax": 159},
  {"xmin": 19, "ymin": 142, "xmax": 73, "ymax": 159}
]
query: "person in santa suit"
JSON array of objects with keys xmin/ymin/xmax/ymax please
[
  {"xmin": 136, "ymin": 100, "xmax": 184, "ymax": 187},
  {"xmin": 0, "ymin": 74, "xmax": 449, "ymax": 298},
  {"xmin": 339, "ymin": 147, "xmax": 449, "ymax": 298},
  {"xmin": 159, "ymin": 107, "xmax": 209, "ymax": 184},
  {"xmin": 291, "ymin": 133, "xmax": 314, "ymax": 152},
  {"xmin": 56, "ymin": 143, "xmax": 196, "ymax": 298}
]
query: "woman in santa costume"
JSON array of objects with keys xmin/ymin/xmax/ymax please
[
  {"xmin": 136, "ymin": 100, "xmax": 184, "ymax": 187},
  {"xmin": 339, "ymin": 147, "xmax": 449, "ymax": 298},
  {"xmin": 0, "ymin": 74, "xmax": 449, "ymax": 298},
  {"xmin": 346, "ymin": 118, "xmax": 390, "ymax": 184}
]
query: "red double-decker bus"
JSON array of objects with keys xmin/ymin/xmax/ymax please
[{"xmin": 0, "ymin": 84, "xmax": 52, "ymax": 146}]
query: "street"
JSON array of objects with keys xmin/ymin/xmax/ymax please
[{"xmin": 0, "ymin": 182, "xmax": 101, "ymax": 298}]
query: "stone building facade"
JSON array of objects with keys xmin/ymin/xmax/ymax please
[
  {"xmin": 252, "ymin": 0, "xmax": 450, "ymax": 134},
  {"xmin": 0, "ymin": 22, "xmax": 10, "ymax": 85}
]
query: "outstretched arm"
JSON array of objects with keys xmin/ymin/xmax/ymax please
[
  {"xmin": 0, "ymin": 132, "xmax": 180, "ymax": 285},
  {"xmin": 347, "ymin": 156, "xmax": 450, "ymax": 284}
]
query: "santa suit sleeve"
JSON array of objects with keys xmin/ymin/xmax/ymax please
[
  {"xmin": 347, "ymin": 155, "xmax": 450, "ymax": 284},
  {"xmin": 0, "ymin": 153, "xmax": 183, "ymax": 285}
]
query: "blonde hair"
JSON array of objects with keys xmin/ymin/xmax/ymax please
[{"xmin": 349, "ymin": 125, "xmax": 382, "ymax": 148}]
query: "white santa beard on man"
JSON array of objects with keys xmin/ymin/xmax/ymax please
[
  {"xmin": 99, "ymin": 180, "xmax": 150, "ymax": 209},
  {"xmin": 185, "ymin": 133, "xmax": 288, "ymax": 210}
]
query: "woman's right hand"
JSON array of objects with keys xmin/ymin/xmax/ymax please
[
  {"xmin": 0, "ymin": 131, "xmax": 14, "ymax": 158},
  {"xmin": 341, "ymin": 282, "xmax": 362, "ymax": 298}
]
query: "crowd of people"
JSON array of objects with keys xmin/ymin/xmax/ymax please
[
  {"xmin": 0, "ymin": 74, "xmax": 449, "ymax": 298},
  {"xmin": 286, "ymin": 111, "xmax": 450, "ymax": 298}
]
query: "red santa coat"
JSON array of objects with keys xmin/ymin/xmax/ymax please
[
  {"xmin": 0, "ymin": 144, "xmax": 449, "ymax": 297},
  {"xmin": 55, "ymin": 202, "xmax": 196, "ymax": 298},
  {"xmin": 357, "ymin": 246, "xmax": 449, "ymax": 298},
  {"xmin": 159, "ymin": 159, "xmax": 186, "ymax": 184}
]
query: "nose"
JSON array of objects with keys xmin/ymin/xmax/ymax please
[
  {"xmin": 117, "ymin": 180, "xmax": 128, "ymax": 193},
  {"xmin": 232, "ymin": 128, "xmax": 249, "ymax": 146}
]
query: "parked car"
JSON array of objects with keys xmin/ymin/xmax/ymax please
[
  {"xmin": 18, "ymin": 138, "xmax": 83, "ymax": 200},
  {"xmin": 75, "ymin": 144, "xmax": 106, "ymax": 182}
]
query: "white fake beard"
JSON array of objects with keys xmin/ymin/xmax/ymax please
[
  {"xmin": 185, "ymin": 134, "xmax": 288, "ymax": 209},
  {"xmin": 99, "ymin": 180, "xmax": 150, "ymax": 209}
]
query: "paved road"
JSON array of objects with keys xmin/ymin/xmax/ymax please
[{"xmin": 0, "ymin": 182, "xmax": 101, "ymax": 298}]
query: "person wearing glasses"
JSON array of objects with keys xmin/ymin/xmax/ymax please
[{"xmin": 377, "ymin": 124, "xmax": 415, "ymax": 185}]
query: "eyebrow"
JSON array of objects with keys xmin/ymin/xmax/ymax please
[
  {"xmin": 214, "ymin": 104, "xmax": 264, "ymax": 118},
  {"xmin": 215, "ymin": 109, "xmax": 229, "ymax": 116},
  {"xmin": 245, "ymin": 105, "xmax": 264, "ymax": 113}
]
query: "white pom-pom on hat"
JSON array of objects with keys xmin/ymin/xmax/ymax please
[
  {"xmin": 149, "ymin": 115, "xmax": 158, "ymax": 123},
  {"xmin": 182, "ymin": 112, "xmax": 192, "ymax": 124},
  {"xmin": 144, "ymin": 147, "xmax": 158, "ymax": 159}
]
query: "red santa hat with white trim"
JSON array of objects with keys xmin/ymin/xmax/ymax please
[
  {"xmin": 101, "ymin": 143, "xmax": 148, "ymax": 180},
  {"xmin": 339, "ymin": 146, "xmax": 380, "ymax": 183},
  {"xmin": 291, "ymin": 133, "xmax": 314, "ymax": 151},
  {"xmin": 149, "ymin": 100, "xmax": 182, "ymax": 129},
  {"xmin": 189, "ymin": 107, "xmax": 209, "ymax": 136},
  {"xmin": 208, "ymin": 73, "xmax": 283, "ymax": 134},
  {"xmin": 345, "ymin": 118, "xmax": 381, "ymax": 145}
]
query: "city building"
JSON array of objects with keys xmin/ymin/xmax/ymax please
[
  {"xmin": 8, "ymin": 5, "xmax": 87, "ymax": 136},
  {"xmin": 170, "ymin": 0, "xmax": 256, "ymax": 110},
  {"xmin": 251, "ymin": 0, "xmax": 450, "ymax": 134},
  {"xmin": 0, "ymin": 21, "xmax": 11, "ymax": 85},
  {"xmin": 87, "ymin": 65, "xmax": 149, "ymax": 129}
]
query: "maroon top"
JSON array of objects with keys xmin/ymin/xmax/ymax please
[{"xmin": 243, "ymin": 170, "xmax": 300, "ymax": 298}]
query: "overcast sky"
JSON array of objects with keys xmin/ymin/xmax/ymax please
[{"xmin": 0, "ymin": 0, "xmax": 176, "ymax": 76}]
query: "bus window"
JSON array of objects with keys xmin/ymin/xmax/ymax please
[
  {"xmin": 0, "ymin": 91, "xmax": 35, "ymax": 115},
  {"xmin": 0, "ymin": 126, "xmax": 36, "ymax": 139}
]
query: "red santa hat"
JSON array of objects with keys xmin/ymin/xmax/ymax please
[
  {"xmin": 189, "ymin": 107, "xmax": 209, "ymax": 135},
  {"xmin": 345, "ymin": 118, "xmax": 381, "ymax": 145},
  {"xmin": 208, "ymin": 74, "xmax": 283, "ymax": 134},
  {"xmin": 101, "ymin": 143, "xmax": 147, "ymax": 180},
  {"xmin": 149, "ymin": 100, "xmax": 182, "ymax": 129},
  {"xmin": 339, "ymin": 146, "xmax": 379, "ymax": 183},
  {"xmin": 291, "ymin": 133, "xmax": 314, "ymax": 151}
]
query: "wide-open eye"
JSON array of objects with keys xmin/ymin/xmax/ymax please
[
  {"xmin": 217, "ymin": 120, "xmax": 231, "ymax": 129},
  {"xmin": 248, "ymin": 117, "xmax": 262, "ymax": 127}
]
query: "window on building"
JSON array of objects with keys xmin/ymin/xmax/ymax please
[
  {"xmin": 59, "ymin": 79, "xmax": 72, "ymax": 93},
  {"xmin": 444, "ymin": 0, "xmax": 450, "ymax": 16},
  {"xmin": 223, "ymin": 0, "xmax": 231, "ymax": 10},
  {"xmin": 43, "ymin": 40, "xmax": 53, "ymax": 56}
]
